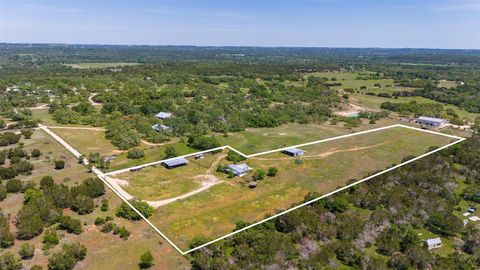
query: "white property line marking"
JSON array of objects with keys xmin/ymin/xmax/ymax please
[{"xmin": 40, "ymin": 123, "xmax": 465, "ymax": 255}]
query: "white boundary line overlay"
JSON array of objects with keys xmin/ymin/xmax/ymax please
[{"xmin": 39, "ymin": 124, "xmax": 465, "ymax": 255}]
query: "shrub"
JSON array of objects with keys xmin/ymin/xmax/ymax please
[
  {"xmin": 100, "ymin": 199, "xmax": 109, "ymax": 211},
  {"xmin": 94, "ymin": 217, "xmax": 106, "ymax": 226},
  {"xmin": 6, "ymin": 179, "xmax": 22, "ymax": 193},
  {"xmin": 116, "ymin": 199, "xmax": 153, "ymax": 220},
  {"xmin": 164, "ymin": 146, "xmax": 177, "ymax": 159},
  {"xmin": 20, "ymin": 130, "xmax": 33, "ymax": 139},
  {"xmin": 0, "ymin": 184, "xmax": 7, "ymax": 201},
  {"xmin": 226, "ymin": 150, "xmax": 246, "ymax": 163},
  {"xmin": 47, "ymin": 243, "xmax": 86, "ymax": 270},
  {"xmin": 18, "ymin": 243, "xmax": 35, "ymax": 260},
  {"xmin": 54, "ymin": 160, "xmax": 65, "ymax": 170},
  {"xmin": 127, "ymin": 148, "xmax": 145, "ymax": 159},
  {"xmin": 139, "ymin": 251, "xmax": 154, "ymax": 269},
  {"xmin": 0, "ymin": 213, "xmax": 14, "ymax": 248},
  {"xmin": 0, "ymin": 251, "xmax": 22, "ymax": 270},
  {"xmin": 252, "ymin": 169, "xmax": 265, "ymax": 181},
  {"xmin": 31, "ymin": 149, "xmax": 42, "ymax": 158},
  {"xmin": 58, "ymin": 216, "xmax": 82, "ymax": 235},
  {"xmin": 267, "ymin": 167, "xmax": 278, "ymax": 177},
  {"xmin": 100, "ymin": 222, "xmax": 115, "ymax": 233},
  {"xmin": 40, "ymin": 176, "xmax": 55, "ymax": 190},
  {"xmin": 70, "ymin": 195, "xmax": 94, "ymax": 215},
  {"xmin": 42, "ymin": 229, "xmax": 59, "ymax": 250}
]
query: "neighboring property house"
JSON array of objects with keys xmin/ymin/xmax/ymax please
[
  {"xmin": 151, "ymin": 123, "xmax": 170, "ymax": 132},
  {"xmin": 282, "ymin": 148, "xmax": 305, "ymax": 157},
  {"xmin": 226, "ymin": 163, "xmax": 252, "ymax": 177},
  {"xmin": 416, "ymin": 116, "xmax": 447, "ymax": 127},
  {"xmin": 162, "ymin": 157, "xmax": 189, "ymax": 169},
  {"xmin": 424, "ymin": 238, "xmax": 442, "ymax": 250},
  {"xmin": 155, "ymin": 112, "xmax": 172, "ymax": 119}
]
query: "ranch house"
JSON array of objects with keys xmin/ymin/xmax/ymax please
[
  {"xmin": 424, "ymin": 238, "xmax": 442, "ymax": 250},
  {"xmin": 155, "ymin": 111, "xmax": 172, "ymax": 119},
  {"xmin": 226, "ymin": 163, "xmax": 252, "ymax": 177}
]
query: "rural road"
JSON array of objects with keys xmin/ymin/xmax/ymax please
[{"xmin": 88, "ymin": 93, "xmax": 102, "ymax": 106}]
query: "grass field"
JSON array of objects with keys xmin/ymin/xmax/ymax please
[
  {"xmin": 52, "ymin": 128, "xmax": 120, "ymax": 156},
  {"xmin": 216, "ymin": 118, "xmax": 401, "ymax": 155},
  {"xmin": 63, "ymin": 62, "xmax": 140, "ymax": 69},
  {"xmin": 117, "ymin": 152, "xmax": 223, "ymax": 200},
  {"xmin": 142, "ymin": 126, "xmax": 454, "ymax": 249},
  {"xmin": 305, "ymin": 71, "xmax": 414, "ymax": 93},
  {"xmin": 349, "ymin": 93, "xmax": 480, "ymax": 121}
]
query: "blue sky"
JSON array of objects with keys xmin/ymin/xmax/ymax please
[{"xmin": 1, "ymin": 0, "xmax": 479, "ymax": 49}]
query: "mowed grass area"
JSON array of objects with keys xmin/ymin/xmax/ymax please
[
  {"xmin": 216, "ymin": 118, "xmax": 401, "ymax": 155},
  {"xmin": 150, "ymin": 126, "xmax": 454, "ymax": 249},
  {"xmin": 51, "ymin": 128, "xmax": 120, "ymax": 156},
  {"xmin": 62, "ymin": 62, "xmax": 140, "ymax": 69},
  {"xmin": 117, "ymin": 152, "xmax": 223, "ymax": 200},
  {"xmin": 349, "ymin": 93, "xmax": 480, "ymax": 121}
]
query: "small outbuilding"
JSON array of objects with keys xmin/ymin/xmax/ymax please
[
  {"xmin": 424, "ymin": 238, "xmax": 442, "ymax": 250},
  {"xmin": 194, "ymin": 153, "xmax": 205, "ymax": 160},
  {"xmin": 155, "ymin": 112, "xmax": 172, "ymax": 119},
  {"xmin": 282, "ymin": 148, "xmax": 305, "ymax": 157},
  {"xmin": 416, "ymin": 116, "xmax": 447, "ymax": 127},
  {"xmin": 152, "ymin": 123, "xmax": 170, "ymax": 132},
  {"xmin": 162, "ymin": 157, "xmax": 189, "ymax": 169},
  {"xmin": 226, "ymin": 163, "xmax": 252, "ymax": 177}
]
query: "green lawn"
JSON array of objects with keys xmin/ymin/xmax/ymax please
[
  {"xmin": 216, "ymin": 118, "xmax": 401, "ymax": 155},
  {"xmin": 149, "ymin": 126, "xmax": 454, "ymax": 249},
  {"xmin": 117, "ymin": 152, "xmax": 222, "ymax": 200},
  {"xmin": 52, "ymin": 128, "xmax": 119, "ymax": 156}
]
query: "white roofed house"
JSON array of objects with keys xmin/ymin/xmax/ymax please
[
  {"xmin": 151, "ymin": 123, "xmax": 170, "ymax": 132},
  {"xmin": 155, "ymin": 112, "xmax": 172, "ymax": 119},
  {"xmin": 226, "ymin": 163, "xmax": 252, "ymax": 177},
  {"xmin": 424, "ymin": 238, "xmax": 442, "ymax": 250}
]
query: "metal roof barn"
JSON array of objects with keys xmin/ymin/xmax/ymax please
[{"xmin": 162, "ymin": 157, "xmax": 189, "ymax": 169}]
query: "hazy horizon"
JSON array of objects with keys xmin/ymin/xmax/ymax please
[{"xmin": 1, "ymin": 0, "xmax": 479, "ymax": 49}]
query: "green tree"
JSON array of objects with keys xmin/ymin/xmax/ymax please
[
  {"xmin": 164, "ymin": 146, "xmax": 177, "ymax": 159},
  {"xmin": 267, "ymin": 167, "xmax": 278, "ymax": 177},
  {"xmin": 18, "ymin": 243, "xmax": 35, "ymax": 260},
  {"xmin": 139, "ymin": 251, "xmax": 154, "ymax": 269}
]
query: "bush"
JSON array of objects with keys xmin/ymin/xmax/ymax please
[
  {"xmin": 58, "ymin": 216, "xmax": 82, "ymax": 235},
  {"xmin": 40, "ymin": 176, "xmax": 55, "ymax": 190},
  {"xmin": 0, "ymin": 184, "xmax": 7, "ymax": 201},
  {"xmin": 6, "ymin": 179, "xmax": 22, "ymax": 193},
  {"xmin": 70, "ymin": 195, "xmax": 94, "ymax": 215},
  {"xmin": 48, "ymin": 243, "xmax": 86, "ymax": 270},
  {"xmin": 226, "ymin": 150, "xmax": 246, "ymax": 163},
  {"xmin": 100, "ymin": 222, "xmax": 115, "ymax": 233},
  {"xmin": 94, "ymin": 217, "xmax": 106, "ymax": 226},
  {"xmin": 164, "ymin": 146, "xmax": 177, "ymax": 159},
  {"xmin": 267, "ymin": 167, "xmax": 278, "ymax": 177},
  {"xmin": 0, "ymin": 251, "xmax": 22, "ymax": 270},
  {"xmin": 127, "ymin": 148, "xmax": 145, "ymax": 159},
  {"xmin": 54, "ymin": 160, "xmax": 65, "ymax": 170},
  {"xmin": 31, "ymin": 149, "xmax": 42, "ymax": 158},
  {"xmin": 0, "ymin": 213, "xmax": 14, "ymax": 248},
  {"xmin": 100, "ymin": 199, "xmax": 109, "ymax": 211},
  {"xmin": 19, "ymin": 243, "xmax": 35, "ymax": 260},
  {"xmin": 42, "ymin": 229, "xmax": 59, "ymax": 250},
  {"xmin": 20, "ymin": 130, "xmax": 33, "ymax": 139},
  {"xmin": 252, "ymin": 169, "xmax": 265, "ymax": 181},
  {"xmin": 116, "ymin": 199, "xmax": 153, "ymax": 221},
  {"xmin": 139, "ymin": 251, "xmax": 154, "ymax": 269}
]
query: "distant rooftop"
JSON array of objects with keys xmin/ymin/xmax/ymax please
[
  {"xmin": 425, "ymin": 238, "xmax": 442, "ymax": 246},
  {"xmin": 155, "ymin": 112, "xmax": 172, "ymax": 119},
  {"xmin": 283, "ymin": 148, "xmax": 305, "ymax": 155},
  {"xmin": 417, "ymin": 116, "xmax": 446, "ymax": 123}
]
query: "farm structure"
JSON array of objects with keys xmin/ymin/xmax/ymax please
[
  {"xmin": 162, "ymin": 157, "xmax": 189, "ymax": 169},
  {"xmin": 416, "ymin": 116, "xmax": 447, "ymax": 127}
]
